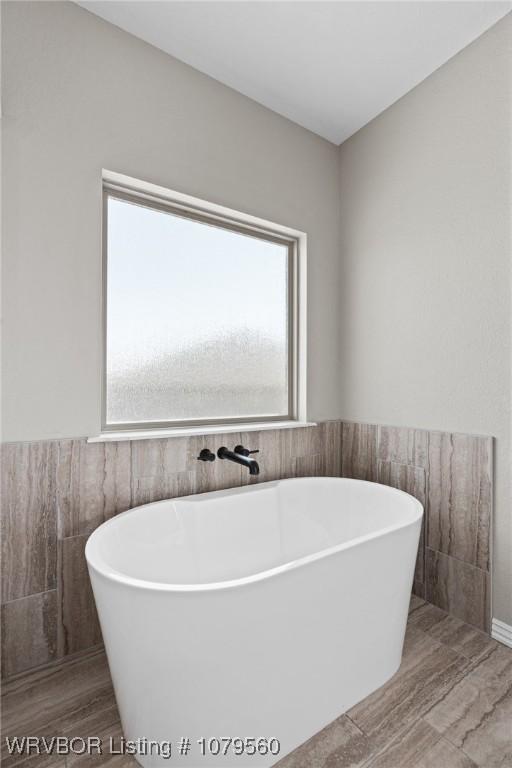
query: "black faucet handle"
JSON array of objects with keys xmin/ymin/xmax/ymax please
[
  {"xmin": 197, "ymin": 448, "xmax": 216, "ymax": 462},
  {"xmin": 234, "ymin": 444, "xmax": 259, "ymax": 457}
]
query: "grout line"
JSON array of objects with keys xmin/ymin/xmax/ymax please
[
  {"xmin": 425, "ymin": 546, "xmax": 490, "ymax": 575},
  {"xmin": 1, "ymin": 644, "xmax": 105, "ymax": 688},
  {"xmin": 1, "ymin": 588, "xmax": 58, "ymax": 607},
  {"xmin": 344, "ymin": 712, "xmax": 367, "ymax": 737},
  {"xmin": 428, "ymin": 712, "xmax": 493, "ymax": 766},
  {"xmin": 360, "ymin": 716, "xmax": 443, "ymax": 768}
]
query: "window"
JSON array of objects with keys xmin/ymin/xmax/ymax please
[{"xmin": 102, "ymin": 175, "xmax": 306, "ymax": 432}]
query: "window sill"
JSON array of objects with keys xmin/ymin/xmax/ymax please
[{"xmin": 87, "ymin": 420, "xmax": 316, "ymax": 443}]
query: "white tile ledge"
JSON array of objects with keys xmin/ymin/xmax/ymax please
[
  {"xmin": 87, "ymin": 421, "xmax": 317, "ymax": 443},
  {"xmin": 492, "ymin": 618, "xmax": 512, "ymax": 648}
]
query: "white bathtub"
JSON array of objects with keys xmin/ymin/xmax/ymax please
[{"xmin": 86, "ymin": 477, "xmax": 422, "ymax": 768}]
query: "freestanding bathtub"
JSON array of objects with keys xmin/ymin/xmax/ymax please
[{"xmin": 86, "ymin": 477, "xmax": 422, "ymax": 768}]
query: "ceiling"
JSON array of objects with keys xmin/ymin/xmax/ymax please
[{"xmin": 77, "ymin": 1, "xmax": 511, "ymax": 145}]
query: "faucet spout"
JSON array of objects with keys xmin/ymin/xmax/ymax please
[{"xmin": 217, "ymin": 446, "xmax": 260, "ymax": 476}]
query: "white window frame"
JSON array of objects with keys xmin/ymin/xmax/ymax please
[{"xmin": 90, "ymin": 170, "xmax": 309, "ymax": 442}]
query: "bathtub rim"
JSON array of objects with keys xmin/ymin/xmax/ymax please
[{"xmin": 85, "ymin": 477, "xmax": 423, "ymax": 594}]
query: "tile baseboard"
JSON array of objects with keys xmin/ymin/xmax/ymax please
[{"xmin": 491, "ymin": 617, "xmax": 512, "ymax": 648}]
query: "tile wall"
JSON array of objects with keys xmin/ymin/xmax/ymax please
[
  {"xmin": 0, "ymin": 420, "xmax": 492, "ymax": 678},
  {"xmin": 342, "ymin": 423, "xmax": 492, "ymax": 630}
]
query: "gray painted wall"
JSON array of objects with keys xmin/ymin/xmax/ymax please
[
  {"xmin": 338, "ymin": 15, "xmax": 512, "ymax": 625},
  {"xmin": 1, "ymin": 0, "xmax": 341, "ymax": 440}
]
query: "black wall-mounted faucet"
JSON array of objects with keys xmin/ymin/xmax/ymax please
[
  {"xmin": 197, "ymin": 448, "xmax": 216, "ymax": 462},
  {"xmin": 217, "ymin": 445, "xmax": 260, "ymax": 476}
]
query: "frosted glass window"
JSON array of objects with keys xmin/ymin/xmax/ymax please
[{"xmin": 105, "ymin": 192, "xmax": 293, "ymax": 427}]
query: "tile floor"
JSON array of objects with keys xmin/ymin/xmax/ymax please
[{"xmin": 2, "ymin": 597, "xmax": 511, "ymax": 768}]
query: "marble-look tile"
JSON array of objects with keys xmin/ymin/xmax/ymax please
[
  {"xmin": 60, "ymin": 699, "xmax": 120, "ymax": 741},
  {"xmin": 1, "ymin": 647, "xmax": 126, "ymax": 766},
  {"xmin": 247, "ymin": 421, "xmax": 332, "ymax": 483},
  {"xmin": 425, "ymin": 548, "xmax": 490, "ymax": 632},
  {"xmin": 293, "ymin": 453, "xmax": 325, "ymax": 477},
  {"xmin": 1, "ymin": 591, "xmax": 58, "ymax": 677},
  {"xmin": 239, "ymin": 429, "xmax": 280, "ymax": 483},
  {"xmin": 68, "ymin": 720, "xmax": 139, "ymax": 767},
  {"xmin": 341, "ymin": 423, "xmax": 378, "ymax": 481},
  {"xmin": 407, "ymin": 601, "xmax": 449, "ymax": 632},
  {"xmin": 378, "ymin": 461, "xmax": 426, "ymax": 588},
  {"xmin": 58, "ymin": 536, "xmax": 102, "ymax": 657},
  {"xmin": 411, "ymin": 737, "xmax": 478, "ymax": 768},
  {"xmin": 130, "ymin": 436, "xmax": 189, "ymax": 477},
  {"xmin": 348, "ymin": 629, "xmax": 469, "ymax": 747},
  {"xmin": 427, "ymin": 433, "xmax": 492, "ymax": 571},
  {"xmin": 408, "ymin": 602, "xmax": 498, "ymax": 662},
  {"xmin": 467, "ymin": 640, "xmax": 512, "ymax": 680},
  {"xmin": 1, "ymin": 441, "xmax": 58, "ymax": 602},
  {"xmin": 319, "ymin": 420, "xmax": 343, "ymax": 477},
  {"xmin": 363, "ymin": 718, "xmax": 477, "ymax": 768},
  {"xmin": 76, "ymin": 751, "xmax": 139, "ymax": 767},
  {"xmin": 378, "ymin": 426, "xmax": 429, "ymax": 468},
  {"xmin": 131, "ymin": 471, "xmax": 196, "ymax": 506},
  {"xmin": 95, "ymin": 751, "xmax": 140, "ymax": 766},
  {"xmin": 1, "ymin": 653, "xmax": 116, "ymax": 766},
  {"xmin": 57, "ymin": 440, "xmax": 132, "ymax": 538},
  {"xmin": 401, "ymin": 623, "xmax": 430, "ymax": 657},
  {"xmin": 284, "ymin": 424, "xmax": 325, "ymax": 457},
  {"xmin": 1, "ymin": 650, "xmax": 111, "ymax": 734},
  {"xmin": 378, "ymin": 462, "xmax": 426, "ymax": 505},
  {"xmin": 402, "ymin": 621, "xmax": 440, "ymax": 660},
  {"xmin": 409, "ymin": 595, "xmax": 426, "ymax": 615},
  {"xmin": 425, "ymin": 660, "xmax": 512, "ymax": 768},
  {"xmin": 239, "ymin": 425, "xmax": 324, "ymax": 485},
  {"xmin": 3, "ymin": 752, "xmax": 66, "ymax": 768},
  {"xmin": 412, "ymin": 580, "xmax": 426, "ymax": 600},
  {"xmin": 278, "ymin": 425, "xmax": 325, "ymax": 479},
  {"xmin": 4, "ymin": 607, "xmax": 507, "ymax": 768},
  {"xmin": 274, "ymin": 714, "xmax": 374, "ymax": 768},
  {"xmin": 59, "ymin": 706, "xmax": 123, "ymax": 767},
  {"xmin": 2, "ymin": 703, "xmax": 120, "ymax": 768},
  {"xmin": 240, "ymin": 428, "xmax": 290, "ymax": 483}
]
